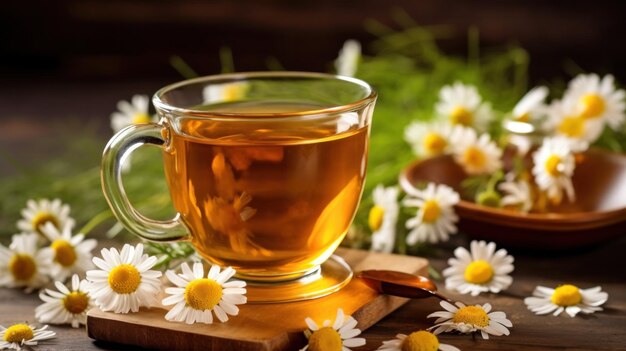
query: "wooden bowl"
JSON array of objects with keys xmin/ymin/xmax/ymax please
[{"xmin": 399, "ymin": 149, "xmax": 626, "ymax": 249}]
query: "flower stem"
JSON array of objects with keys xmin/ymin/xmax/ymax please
[{"xmin": 79, "ymin": 210, "xmax": 114, "ymax": 235}]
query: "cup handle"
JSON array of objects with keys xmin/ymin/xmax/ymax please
[{"xmin": 101, "ymin": 123, "xmax": 189, "ymax": 242}]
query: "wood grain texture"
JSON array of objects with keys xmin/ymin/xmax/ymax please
[{"xmin": 86, "ymin": 248, "xmax": 429, "ymax": 351}]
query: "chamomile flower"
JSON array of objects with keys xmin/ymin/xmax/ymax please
[
  {"xmin": 335, "ymin": 39, "xmax": 361, "ymax": 77},
  {"xmin": 544, "ymin": 99, "xmax": 603, "ymax": 147},
  {"xmin": 404, "ymin": 122, "xmax": 454, "ymax": 157},
  {"xmin": 377, "ymin": 330, "xmax": 460, "ymax": 351},
  {"xmin": 0, "ymin": 324, "xmax": 56, "ymax": 351},
  {"xmin": 301, "ymin": 308, "xmax": 366, "ymax": 351},
  {"xmin": 110, "ymin": 94, "xmax": 155, "ymax": 132},
  {"xmin": 443, "ymin": 240, "xmax": 514, "ymax": 296},
  {"xmin": 498, "ymin": 177, "xmax": 532, "ymax": 213},
  {"xmin": 36, "ymin": 274, "xmax": 94, "ymax": 328},
  {"xmin": 428, "ymin": 301, "xmax": 512, "ymax": 340},
  {"xmin": 86, "ymin": 243, "xmax": 162, "ymax": 314},
  {"xmin": 162, "ymin": 262, "xmax": 247, "ymax": 324},
  {"xmin": 435, "ymin": 82, "xmax": 493, "ymax": 131},
  {"xmin": 524, "ymin": 284, "xmax": 608, "ymax": 317},
  {"xmin": 510, "ymin": 86, "xmax": 549, "ymax": 123},
  {"xmin": 369, "ymin": 185, "xmax": 400, "ymax": 254},
  {"xmin": 452, "ymin": 127, "xmax": 503, "ymax": 175},
  {"xmin": 403, "ymin": 183, "xmax": 460, "ymax": 244},
  {"xmin": 40, "ymin": 222, "xmax": 96, "ymax": 282},
  {"xmin": 203, "ymin": 82, "xmax": 249, "ymax": 104},
  {"xmin": 17, "ymin": 198, "xmax": 72, "ymax": 238},
  {"xmin": 0, "ymin": 233, "xmax": 49, "ymax": 292},
  {"xmin": 563, "ymin": 73, "xmax": 625, "ymax": 130},
  {"xmin": 532, "ymin": 137, "xmax": 576, "ymax": 203}
]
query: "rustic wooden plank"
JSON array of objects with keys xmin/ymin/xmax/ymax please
[{"xmin": 86, "ymin": 248, "xmax": 429, "ymax": 351}]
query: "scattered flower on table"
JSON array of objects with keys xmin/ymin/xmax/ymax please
[
  {"xmin": 369, "ymin": 185, "xmax": 400, "ymax": 254},
  {"xmin": 35, "ymin": 274, "xmax": 94, "ymax": 328},
  {"xmin": 162, "ymin": 262, "xmax": 247, "ymax": 324},
  {"xmin": 0, "ymin": 324, "xmax": 56, "ymax": 351},
  {"xmin": 498, "ymin": 176, "xmax": 532, "ymax": 213},
  {"xmin": 203, "ymin": 82, "xmax": 250, "ymax": 104},
  {"xmin": 301, "ymin": 308, "xmax": 366, "ymax": 351},
  {"xmin": 428, "ymin": 301, "xmax": 512, "ymax": 340},
  {"xmin": 532, "ymin": 136, "xmax": 576, "ymax": 204},
  {"xmin": 0, "ymin": 233, "xmax": 50, "ymax": 292},
  {"xmin": 403, "ymin": 183, "xmax": 460, "ymax": 245},
  {"xmin": 39, "ymin": 222, "xmax": 96, "ymax": 282},
  {"xmin": 452, "ymin": 127, "xmax": 503, "ymax": 175},
  {"xmin": 16, "ymin": 198, "xmax": 73, "ymax": 239},
  {"xmin": 110, "ymin": 94, "xmax": 155, "ymax": 132},
  {"xmin": 443, "ymin": 241, "xmax": 514, "ymax": 296},
  {"xmin": 335, "ymin": 39, "xmax": 361, "ymax": 77},
  {"xmin": 563, "ymin": 73, "xmax": 625, "ymax": 130},
  {"xmin": 435, "ymin": 82, "xmax": 493, "ymax": 131},
  {"xmin": 404, "ymin": 122, "xmax": 454, "ymax": 158},
  {"xmin": 510, "ymin": 86, "xmax": 549, "ymax": 123},
  {"xmin": 524, "ymin": 284, "xmax": 608, "ymax": 317},
  {"xmin": 544, "ymin": 99, "xmax": 603, "ymax": 146},
  {"xmin": 376, "ymin": 330, "xmax": 460, "ymax": 351},
  {"xmin": 85, "ymin": 243, "xmax": 162, "ymax": 314}
]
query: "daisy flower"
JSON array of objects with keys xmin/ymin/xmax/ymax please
[
  {"xmin": 335, "ymin": 39, "xmax": 361, "ymax": 77},
  {"xmin": 435, "ymin": 82, "xmax": 493, "ymax": 131},
  {"xmin": 0, "ymin": 324, "xmax": 56, "ymax": 351},
  {"xmin": 563, "ymin": 73, "xmax": 625, "ymax": 130},
  {"xmin": 443, "ymin": 240, "xmax": 514, "ymax": 296},
  {"xmin": 16, "ymin": 198, "xmax": 72, "ymax": 238},
  {"xmin": 203, "ymin": 82, "xmax": 249, "ymax": 104},
  {"xmin": 403, "ymin": 183, "xmax": 460, "ymax": 244},
  {"xmin": 510, "ymin": 86, "xmax": 549, "ymax": 123},
  {"xmin": 377, "ymin": 330, "xmax": 460, "ymax": 351},
  {"xmin": 428, "ymin": 301, "xmax": 512, "ymax": 340},
  {"xmin": 162, "ymin": 262, "xmax": 247, "ymax": 324},
  {"xmin": 532, "ymin": 137, "xmax": 576, "ymax": 203},
  {"xmin": 524, "ymin": 284, "xmax": 608, "ymax": 317},
  {"xmin": 36, "ymin": 274, "xmax": 94, "ymax": 328},
  {"xmin": 452, "ymin": 127, "xmax": 502, "ymax": 175},
  {"xmin": 404, "ymin": 122, "xmax": 454, "ymax": 157},
  {"xmin": 110, "ymin": 94, "xmax": 155, "ymax": 132},
  {"xmin": 301, "ymin": 308, "xmax": 365, "ymax": 351},
  {"xmin": 40, "ymin": 222, "xmax": 96, "ymax": 282},
  {"xmin": 0, "ymin": 233, "xmax": 50, "ymax": 292},
  {"xmin": 544, "ymin": 99, "xmax": 603, "ymax": 147},
  {"xmin": 498, "ymin": 177, "xmax": 532, "ymax": 213},
  {"xmin": 86, "ymin": 243, "xmax": 162, "ymax": 314},
  {"xmin": 369, "ymin": 185, "xmax": 400, "ymax": 254}
]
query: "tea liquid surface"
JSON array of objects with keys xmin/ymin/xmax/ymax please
[{"xmin": 163, "ymin": 100, "xmax": 368, "ymax": 277}]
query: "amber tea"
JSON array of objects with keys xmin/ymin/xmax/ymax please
[{"xmin": 163, "ymin": 101, "xmax": 369, "ymax": 279}]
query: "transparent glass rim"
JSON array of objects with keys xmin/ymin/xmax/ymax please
[{"xmin": 152, "ymin": 71, "xmax": 377, "ymax": 119}]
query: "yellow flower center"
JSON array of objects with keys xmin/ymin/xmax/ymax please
[
  {"xmin": 558, "ymin": 116, "xmax": 585, "ymax": 137},
  {"xmin": 450, "ymin": 106, "xmax": 473, "ymax": 126},
  {"xmin": 453, "ymin": 306, "xmax": 490, "ymax": 327},
  {"xmin": 544, "ymin": 155, "xmax": 563, "ymax": 177},
  {"xmin": 184, "ymin": 278, "xmax": 223, "ymax": 310},
  {"xmin": 51, "ymin": 239, "xmax": 77, "ymax": 267},
  {"xmin": 464, "ymin": 260, "xmax": 494, "ymax": 284},
  {"xmin": 31, "ymin": 212, "xmax": 59, "ymax": 235},
  {"xmin": 421, "ymin": 200, "xmax": 441, "ymax": 223},
  {"xmin": 368, "ymin": 205, "xmax": 385, "ymax": 231},
  {"xmin": 3, "ymin": 324, "xmax": 33, "ymax": 343},
  {"xmin": 63, "ymin": 291, "xmax": 90, "ymax": 314},
  {"xmin": 462, "ymin": 146, "xmax": 486, "ymax": 169},
  {"xmin": 401, "ymin": 330, "xmax": 440, "ymax": 351},
  {"xmin": 423, "ymin": 132, "xmax": 447, "ymax": 155},
  {"xmin": 551, "ymin": 284, "xmax": 582, "ymax": 307},
  {"xmin": 223, "ymin": 85, "xmax": 246, "ymax": 101},
  {"xmin": 8, "ymin": 254, "xmax": 36, "ymax": 281},
  {"xmin": 515, "ymin": 112, "xmax": 530, "ymax": 123},
  {"xmin": 108, "ymin": 264, "xmax": 141, "ymax": 294},
  {"xmin": 132, "ymin": 113, "xmax": 151, "ymax": 124},
  {"xmin": 308, "ymin": 327, "xmax": 342, "ymax": 351},
  {"xmin": 579, "ymin": 94, "xmax": 605, "ymax": 119}
]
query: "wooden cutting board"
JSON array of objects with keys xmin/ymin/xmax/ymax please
[{"xmin": 87, "ymin": 248, "xmax": 428, "ymax": 351}]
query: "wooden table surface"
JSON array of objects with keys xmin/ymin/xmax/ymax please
[{"xmin": 1, "ymin": 235, "xmax": 625, "ymax": 351}]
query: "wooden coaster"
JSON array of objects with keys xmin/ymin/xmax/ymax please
[{"xmin": 87, "ymin": 248, "xmax": 428, "ymax": 351}]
